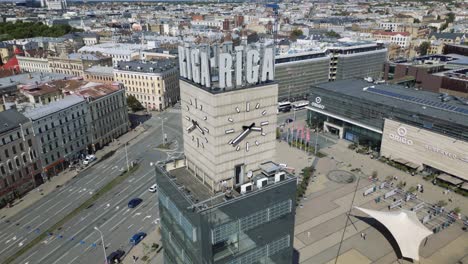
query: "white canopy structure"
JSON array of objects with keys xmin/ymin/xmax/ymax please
[{"xmin": 354, "ymin": 206, "xmax": 433, "ymax": 261}]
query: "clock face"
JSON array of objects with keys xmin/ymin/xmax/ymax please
[
  {"xmin": 225, "ymin": 101, "xmax": 268, "ymax": 152},
  {"xmin": 185, "ymin": 97, "xmax": 209, "ymax": 149}
]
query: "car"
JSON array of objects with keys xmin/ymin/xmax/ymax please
[
  {"xmin": 106, "ymin": 249, "xmax": 125, "ymax": 263},
  {"xmin": 83, "ymin": 155, "xmax": 96, "ymax": 165},
  {"xmin": 130, "ymin": 232, "xmax": 147, "ymax": 246},
  {"xmin": 148, "ymin": 184, "xmax": 158, "ymax": 193},
  {"xmin": 128, "ymin": 198, "xmax": 142, "ymax": 208},
  {"xmin": 285, "ymin": 118, "xmax": 294, "ymax": 124}
]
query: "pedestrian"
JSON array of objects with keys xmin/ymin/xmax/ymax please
[
  {"xmin": 361, "ymin": 232, "xmax": 365, "ymax": 239},
  {"xmin": 363, "ymin": 233, "xmax": 367, "ymax": 240}
]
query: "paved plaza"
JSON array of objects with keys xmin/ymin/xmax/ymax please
[{"xmin": 274, "ymin": 126, "xmax": 468, "ymax": 264}]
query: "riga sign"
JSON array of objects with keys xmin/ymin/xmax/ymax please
[{"xmin": 178, "ymin": 43, "xmax": 275, "ymax": 89}]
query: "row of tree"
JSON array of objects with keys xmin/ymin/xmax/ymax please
[{"xmin": 0, "ymin": 21, "xmax": 82, "ymax": 41}]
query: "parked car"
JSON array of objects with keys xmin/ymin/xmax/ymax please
[
  {"xmin": 83, "ymin": 155, "xmax": 96, "ymax": 165},
  {"xmin": 128, "ymin": 198, "xmax": 142, "ymax": 208},
  {"xmin": 106, "ymin": 249, "xmax": 125, "ymax": 263},
  {"xmin": 285, "ymin": 118, "xmax": 294, "ymax": 124},
  {"xmin": 130, "ymin": 232, "xmax": 147, "ymax": 246},
  {"xmin": 148, "ymin": 184, "xmax": 158, "ymax": 193}
]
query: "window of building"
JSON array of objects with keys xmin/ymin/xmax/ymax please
[{"xmin": 4, "ymin": 149, "xmax": 9, "ymax": 158}]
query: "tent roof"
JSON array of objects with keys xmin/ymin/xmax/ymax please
[{"xmin": 354, "ymin": 206, "xmax": 433, "ymax": 261}]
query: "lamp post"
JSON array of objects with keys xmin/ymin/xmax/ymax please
[{"xmin": 94, "ymin": 226, "xmax": 107, "ymax": 264}]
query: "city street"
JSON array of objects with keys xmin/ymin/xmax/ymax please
[{"xmin": 0, "ymin": 110, "xmax": 183, "ymax": 264}]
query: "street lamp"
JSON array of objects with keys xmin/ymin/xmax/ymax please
[{"xmin": 94, "ymin": 226, "xmax": 107, "ymax": 264}]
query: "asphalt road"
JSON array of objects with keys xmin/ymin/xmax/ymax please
[
  {"xmin": 0, "ymin": 110, "xmax": 183, "ymax": 264},
  {"xmin": 277, "ymin": 109, "xmax": 308, "ymax": 125},
  {"xmin": 0, "ymin": 107, "xmax": 307, "ymax": 264}
]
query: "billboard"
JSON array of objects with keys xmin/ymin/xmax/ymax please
[{"xmin": 381, "ymin": 119, "xmax": 468, "ymax": 181}]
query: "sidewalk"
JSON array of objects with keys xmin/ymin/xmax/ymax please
[
  {"xmin": 122, "ymin": 227, "xmax": 162, "ymax": 264},
  {"xmin": 0, "ymin": 125, "xmax": 146, "ymax": 221},
  {"xmin": 321, "ymin": 139, "xmax": 468, "ymax": 214}
]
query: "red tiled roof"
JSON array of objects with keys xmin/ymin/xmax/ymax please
[{"xmin": 373, "ymin": 31, "xmax": 410, "ymax": 36}]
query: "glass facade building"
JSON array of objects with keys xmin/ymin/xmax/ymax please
[
  {"xmin": 306, "ymin": 79, "xmax": 468, "ymax": 150},
  {"xmin": 275, "ymin": 52, "xmax": 330, "ymax": 102},
  {"xmin": 156, "ymin": 160, "xmax": 297, "ymax": 264}
]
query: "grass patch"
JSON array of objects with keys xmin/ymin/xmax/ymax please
[
  {"xmin": 3, "ymin": 164, "xmax": 140, "ymax": 264},
  {"xmin": 156, "ymin": 142, "xmax": 172, "ymax": 149}
]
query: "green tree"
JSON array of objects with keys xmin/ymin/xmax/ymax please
[
  {"xmin": 290, "ymin": 29, "xmax": 303, "ymax": 40},
  {"xmin": 325, "ymin": 30, "xmax": 341, "ymax": 38},
  {"xmin": 126, "ymin": 95, "xmax": 144, "ymax": 112},
  {"xmin": 413, "ymin": 18, "xmax": 421, "ymax": 23},
  {"xmin": 418, "ymin": 41, "xmax": 431, "ymax": 56},
  {"xmin": 446, "ymin": 12, "xmax": 455, "ymax": 23}
]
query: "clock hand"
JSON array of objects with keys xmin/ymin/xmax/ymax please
[
  {"xmin": 242, "ymin": 122, "xmax": 256, "ymax": 130},
  {"xmin": 195, "ymin": 122, "xmax": 205, "ymax": 135},
  {"xmin": 231, "ymin": 128, "xmax": 251, "ymax": 146},
  {"xmin": 186, "ymin": 124, "xmax": 196, "ymax": 133}
]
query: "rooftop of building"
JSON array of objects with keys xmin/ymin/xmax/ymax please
[
  {"xmin": 66, "ymin": 82, "xmax": 122, "ymax": 100},
  {"xmin": 115, "ymin": 59, "xmax": 178, "ymax": 73},
  {"xmin": 78, "ymin": 43, "xmax": 147, "ymax": 56},
  {"xmin": 0, "ymin": 72, "xmax": 71, "ymax": 88},
  {"xmin": 23, "ymin": 94, "xmax": 85, "ymax": 120},
  {"xmin": 158, "ymin": 160, "xmax": 296, "ymax": 213},
  {"xmin": 310, "ymin": 79, "xmax": 468, "ymax": 126},
  {"xmin": 373, "ymin": 31, "xmax": 411, "ymax": 36},
  {"xmin": 391, "ymin": 54, "xmax": 468, "ymax": 67},
  {"xmin": 0, "ymin": 109, "xmax": 29, "ymax": 134},
  {"xmin": 84, "ymin": 65, "xmax": 114, "ymax": 75}
]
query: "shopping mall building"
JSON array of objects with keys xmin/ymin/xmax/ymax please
[{"xmin": 306, "ymin": 79, "xmax": 468, "ymax": 182}]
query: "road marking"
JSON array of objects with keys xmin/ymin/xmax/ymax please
[
  {"xmin": 69, "ymin": 255, "xmax": 79, "ymax": 264},
  {"xmin": 35, "ymin": 243, "xmax": 62, "ymax": 263},
  {"xmin": 132, "ymin": 212, "xmax": 142, "ymax": 218},
  {"xmin": 109, "ymin": 216, "xmax": 128, "ymax": 232},
  {"xmin": 122, "ymin": 209, "xmax": 130, "ymax": 216},
  {"xmin": 21, "ymin": 249, "xmax": 37, "ymax": 263},
  {"xmin": 51, "ymin": 251, "xmax": 69, "ymax": 264},
  {"xmin": 54, "ymin": 201, "xmax": 74, "ymax": 216}
]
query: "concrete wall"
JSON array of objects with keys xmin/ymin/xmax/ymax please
[
  {"xmin": 380, "ymin": 118, "xmax": 468, "ymax": 181},
  {"xmin": 181, "ymin": 80, "xmax": 278, "ymax": 190}
]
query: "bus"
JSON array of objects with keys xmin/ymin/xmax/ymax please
[
  {"xmin": 291, "ymin": 100, "xmax": 309, "ymax": 111},
  {"xmin": 277, "ymin": 101, "xmax": 291, "ymax": 113}
]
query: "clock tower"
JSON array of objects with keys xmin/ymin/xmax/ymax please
[{"xmin": 179, "ymin": 42, "xmax": 278, "ymax": 191}]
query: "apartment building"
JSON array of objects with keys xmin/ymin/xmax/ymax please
[
  {"xmin": 24, "ymin": 95, "xmax": 90, "ymax": 177},
  {"xmin": 17, "ymin": 56, "xmax": 50, "ymax": 73},
  {"xmin": 84, "ymin": 66, "xmax": 114, "ymax": 84},
  {"xmin": 66, "ymin": 83, "xmax": 129, "ymax": 150},
  {"xmin": 114, "ymin": 59, "xmax": 179, "ymax": 111},
  {"xmin": 48, "ymin": 53, "xmax": 112, "ymax": 77},
  {"xmin": 0, "ymin": 110, "xmax": 41, "ymax": 208},
  {"xmin": 373, "ymin": 31, "xmax": 411, "ymax": 48}
]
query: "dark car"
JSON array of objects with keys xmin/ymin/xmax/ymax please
[
  {"xmin": 127, "ymin": 198, "xmax": 142, "ymax": 208},
  {"xmin": 285, "ymin": 118, "xmax": 294, "ymax": 123},
  {"xmin": 107, "ymin": 249, "xmax": 125, "ymax": 263},
  {"xmin": 130, "ymin": 232, "xmax": 147, "ymax": 246}
]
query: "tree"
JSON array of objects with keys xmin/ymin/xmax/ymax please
[
  {"xmin": 290, "ymin": 29, "xmax": 303, "ymax": 40},
  {"xmin": 126, "ymin": 95, "xmax": 144, "ymax": 112},
  {"xmin": 418, "ymin": 41, "xmax": 431, "ymax": 56},
  {"xmin": 325, "ymin": 30, "xmax": 341, "ymax": 38},
  {"xmin": 413, "ymin": 18, "xmax": 421, "ymax": 23},
  {"xmin": 446, "ymin": 12, "xmax": 455, "ymax": 23}
]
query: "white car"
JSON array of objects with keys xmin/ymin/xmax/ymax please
[
  {"xmin": 148, "ymin": 184, "xmax": 158, "ymax": 193},
  {"xmin": 83, "ymin": 155, "xmax": 96, "ymax": 165}
]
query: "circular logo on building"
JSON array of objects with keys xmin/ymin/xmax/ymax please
[
  {"xmin": 315, "ymin": 97, "xmax": 322, "ymax": 104},
  {"xmin": 397, "ymin": 126, "xmax": 407, "ymax": 137}
]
